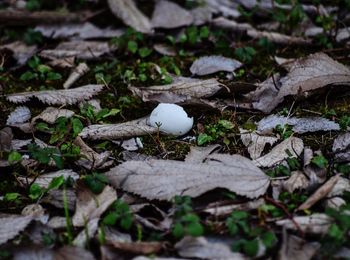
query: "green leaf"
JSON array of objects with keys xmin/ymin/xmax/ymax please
[
  {"xmin": 84, "ymin": 174, "xmax": 106, "ymax": 194},
  {"xmin": 127, "ymin": 40, "xmax": 138, "ymax": 54},
  {"xmin": 199, "ymin": 26, "xmax": 209, "ymax": 38},
  {"xmin": 311, "ymin": 155, "xmax": 328, "ymax": 168},
  {"xmin": 4, "ymin": 193, "xmax": 20, "ymax": 202},
  {"xmin": 20, "ymin": 71, "xmax": 37, "ymax": 81},
  {"xmin": 72, "ymin": 118, "xmax": 83, "ymax": 137},
  {"xmin": 103, "ymin": 212, "xmax": 118, "ymax": 225},
  {"xmin": 218, "ymin": 120, "xmax": 234, "ymax": 129},
  {"xmin": 8, "ymin": 151, "xmax": 22, "ymax": 163},
  {"xmin": 186, "ymin": 221, "xmax": 204, "ymax": 237},
  {"xmin": 37, "ymin": 64, "xmax": 51, "ymax": 74},
  {"xmin": 29, "ymin": 183, "xmax": 44, "ymax": 200},
  {"xmin": 243, "ymin": 239, "xmax": 259, "ymax": 257},
  {"xmin": 46, "ymin": 72, "xmax": 62, "ymax": 81},
  {"xmin": 261, "ymin": 231, "xmax": 277, "ymax": 248},
  {"xmin": 172, "ymin": 222, "xmax": 184, "ymax": 238},
  {"xmin": 197, "ymin": 133, "xmax": 212, "ymax": 145},
  {"xmin": 138, "ymin": 47, "xmax": 152, "ymax": 58},
  {"xmin": 47, "ymin": 175, "xmax": 65, "ymax": 190}
]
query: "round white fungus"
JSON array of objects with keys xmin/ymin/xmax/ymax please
[{"xmin": 149, "ymin": 103, "xmax": 193, "ymax": 136}]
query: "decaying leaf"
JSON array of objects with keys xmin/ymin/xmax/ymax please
[
  {"xmin": 297, "ymin": 174, "xmax": 340, "ymax": 211},
  {"xmin": 278, "ymin": 230, "xmax": 320, "ymax": 260},
  {"xmin": 327, "ymin": 177, "xmax": 350, "ymax": 197},
  {"xmin": 7, "ymin": 84, "xmax": 104, "ymax": 105},
  {"xmin": 247, "ymin": 53, "xmax": 350, "ymax": 113},
  {"xmin": 153, "ymin": 43, "xmax": 177, "ymax": 56},
  {"xmin": 32, "ymin": 107, "xmax": 75, "ymax": 124},
  {"xmin": 18, "ymin": 169, "xmax": 79, "ymax": 189},
  {"xmin": 107, "ymin": 240, "xmax": 163, "ymax": 255},
  {"xmin": 55, "ymin": 246, "xmax": 96, "ymax": 260},
  {"xmin": 0, "ymin": 214, "xmax": 33, "ymax": 245},
  {"xmin": 247, "ymin": 29, "xmax": 311, "ymax": 45},
  {"xmin": 151, "ymin": 0, "xmax": 193, "ymax": 29},
  {"xmin": 72, "ymin": 184, "xmax": 117, "ymax": 227},
  {"xmin": 175, "ymin": 236, "xmax": 245, "ymax": 260},
  {"xmin": 35, "ymin": 22, "xmax": 123, "ymax": 39},
  {"xmin": 129, "ymin": 78, "xmax": 224, "ymax": 104},
  {"xmin": 79, "ymin": 117, "xmax": 158, "ymax": 140},
  {"xmin": 190, "ymin": 55, "xmax": 242, "ymax": 76},
  {"xmin": 254, "ymin": 137, "xmax": 304, "ymax": 168},
  {"xmin": 283, "ymin": 171, "xmax": 309, "ymax": 193},
  {"xmin": 107, "ymin": 0, "xmax": 152, "ymax": 34},
  {"xmin": 12, "ymin": 247, "xmax": 54, "ymax": 260},
  {"xmin": 73, "ymin": 218, "xmax": 99, "ymax": 248},
  {"xmin": 106, "ymin": 153, "xmax": 270, "ymax": 200},
  {"xmin": 0, "ymin": 127, "xmax": 13, "ymax": 152},
  {"xmin": 40, "ymin": 41, "xmax": 114, "ymax": 60},
  {"xmin": 6, "ymin": 106, "xmax": 31, "ymax": 125},
  {"xmin": 203, "ymin": 0, "xmax": 240, "ymax": 18},
  {"xmin": 44, "ymin": 188, "xmax": 76, "ymax": 210},
  {"xmin": 64, "ymin": 62, "xmax": 90, "ymax": 89},
  {"xmin": 203, "ymin": 198, "xmax": 265, "ymax": 216},
  {"xmin": 332, "ymin": 132, "xmax": 350, "ymax": 162},
  {"xmin": 276, "ymin": 214, "xmax": 332, "ymax": 234},
  {"xmin": 240, "ymin": 129, "xmax": 279, "ymax": 159},
  {"xmin": 0, "ymin": 41, "xmax": 37, "ymax": 65},
  {"xmin": 185, "ymin": 144, "xmax": 221, "ymax": 163},
  {"xmin": 257, "ymin": 115, "xmax": 339, "ymax": 134}
]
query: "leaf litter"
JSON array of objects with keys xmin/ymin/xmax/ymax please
[{"xmin": 2, "ymin": 0, "xmax": 350, "ymax": 259}]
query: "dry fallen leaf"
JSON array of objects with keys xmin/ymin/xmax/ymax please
[
  {"xmin": 247, "ymin": 53, "xmax": 350, "ymax": 113},
  {"xmin": 240, "ymin": 129, "xmax": 279, "ymax": 160},
  {"xmin": 257, "ymin": 115, "xmax": 339, "ymax": 134},
  {"xmin": 254, "ymin": 137, "xmax": 304, "ymax": 168},
  {"xmin": 107, "ymin": 0, "xmax": 152, "ymax": 34},
  {"xmin": 203, "ymin": 198, "xmax": 265, "ymax": 216},
  {"xmin": 72, "ymin": 184, "xmax": 117, "ymax": 227},
  {"xmin": 0, "ymin": 214, "xmax": 33, "ymax": 245},
  {"xmin": 175, "ymin": 236, "xmax": 245, "ymax": 260},
  {"xmin": 32, "ymin": 107, "xmax": 75, "ymax": 124},
  {"xmin": 73, "ymin": 218, "xmax": 99, "ymax": 248},
  {"xmin": 283, "ymin": 171, "xmax": 309, "ymax": 193},
  {"xmin": 153, "ymin": 43, "xmax": 177, "ymax": 56},
  {"xmin": 40, "ymin": 41, "xmax": 114, "ymax": 60},
  {"xmin": 0, "ymin": 127, "xmax": 13, "ymax": 152},
  {"xmin": 106, "ymin": 153, "xmax": 270, "ymax": 200},
  {"xmin": 35, "ymin": 22, "xmax": 123, "ymax": 39},
  {"xmin": 190, "ymin": 55, "xmax": 242, "ymax": 76},
  {"xmin": 297, "ymin": 174, "xmax": 340, "ymax": 211},
  {"xmin": 0, "ymin": 41, "xmax": 37, "ymax": 65},
  {"xmin": 151, "ymin": 0, "xmax": 193, "ymax": 29},
  {"xmin": 276, "ymin": 214, "xmax": 332, "ymax": 234},
  {"xmin": 7, "ymin": 84, "xmax": 104, "ymax": 105},
  {"xmin": 44, "ymin": 188, "xmax": 76, "ymax": 210},
  {"xmin": 55, "ymin": 246, "xmax": 96, "ymax": 260},
  {"xmin": 184, "ymin": 144, "xmax": 221, "ymax": 163},
  {"xmin": 107, "ymin": 240, "xmax": 163, "ymax": 255},
  {"xmin": 278, "ymin": 230, "xmax": 320, "ymax": 260},
  {"xmin": 64, "ymin": 62, "xmax": 90, "ymax": 89},
  {"xmin": 6, "ymin": 106, "xmax": 31, "ymax": 126},
  {"xmin": 80, "ymin": 117, "xmax": 157, "ymax": 140},
  {"xmin": 129, "ymin": 78, "xmax": 224, "ymax": 104},
  {"xmin": 332, "ymin": 132, "xmax": 350, "ymax": 162}
]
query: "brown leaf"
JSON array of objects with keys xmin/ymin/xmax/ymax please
[
  {"xmin": 283, "ymin": 171, "xmax": 309, "ymax": 193},
  {"xmin": 73, "ymin": 218, "xmax": 99, "ymax": 248},
  {"xmin": 151, "ymin": 0, "xmax": 193, "ymax": 29},
  {"xmin": 0, "ymin": 214, "xmax": 33, "ymax": 245},
  {"xmin": 190, "ymin": 55, "xmax": 242, "ymax": 76},
  {"xmin": 247, "ymin": 53, "xmax": 350, "ymax": 113},
  {"xmin": 153, "ymin": 43, "xmax": 176, "ymax": 56},
  {"xmin": 254, "ymin": 137, "xmax": 304, "ymax": 168},
  {"xmin": 40, "ymin": 41, "xmax": 114, "ymax": 60},
  {"xmin": 185, "ymin": 144, "xmax": 221, "ymax": 163},
  {"xmin": 64, "ymin": 62, "xmax": 90, "ymax": 89},
  {"xmin": 107, "ymin": 0, "xmax": 152, "ymax": 34},
  {"xmin": 175, "ymin": 236, "xmax": 245, "ymax": 260},
  {"xmin": 79, "ymin": 117, "xmax": 157, "ymax": 140},
  {"xmin": 297, "ymin": 174, "xmax": 340, "ymax": 211},
  {"xmin": 203, "ymin": 198, "xmax": 265, "ymax": 216},
  {"xmin": 55, "ymin": 246, "xmax": 96, "ymax": 260},
  {"xmin": 72, "ymin": 184, "xmax": 117, "ymax": 227},
  {"xmin": 7, "ymin": 84, "xmax": 104, "ymax": 105},
  {"xmin": 106, "ymin": 153, "xmax": 270, "ymax": 200},
  {"xmin": 0, "ymin": 127, "xmax": 13, "ymax": 152},
  {"xmin": 129, "ymin": 78, "xmax": 223, "ymax": 104},
  {"xmin": 107, "ymin": 240, "xmax": 163, "ymax": 254}
]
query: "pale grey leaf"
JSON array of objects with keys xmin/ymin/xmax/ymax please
[
  {"xmin": 107, "ymin": 0, "xmax": 152, "ymax": 33},
  {"xmin": 153, "ymin": 43, "xmax": 176, "ymax": 56},
  {"xmin": 0, "ymin": 215, "xmax": 33, "ymax": 245},
  {"xmin": 283, "ymin": 171, "xmax": 309, "ymax": 193},
  {"xmin": 276, "ymin": 214, "xmax": 332, "ymax": 234},
  {"xmin": 73, "ymin": 218, "xmax": 99, "ymax": 248},
  {"xmin": 55, "ymin": 246, "xmax": 96, "ymax": 260},
  {"xmin": 332, "ymin": 132, "xmax": 350, "ymax": 162},
  {"xmin": 79, "ymin": 117, "xmax": 158, "ymax": 140},
  {"xmin": 106, "ymin": 154, "xmax": 270, "ymax": 200},
  {"xmin": 6, "ymin": 106, "xmax": 31, "ymax": 125},
  {"xmin": 0, "ymin": 41, "xmax": 37, "ymax": 65},
  {"xmin": 190, "ymin": 55, "xmax": 242, "ymax": 76},
  {"xmin": 40, "ymin": 41, "xmax": 113, "ymax": 60},
  {"xmin": 13, "ymin": 247, "xmax": 53, "ymax": 260},
  {"xmin": 254, "ymin": 137, "xmax": 304, "ymax": 168},
  {"xmin": 151, "ymin": 0, "xmax": 193, "ymax": 29},
  {"xmin": 257, "ymin": 115, "xmax": 339, "ymax": 134},
  {"xmin": 175, "ymin": 236, "xmax": 245, "ymax": 260},
  {"xmin": 7, "ymin": 84, "xmax": 104, "ymax": 105},
  {"xmin": 185, "ymin": 144, "xmax": 221, "ymax": 163},
  {"xmin": 64, "ymin": 62, "xmax": 90, "ymax": 89},
  {"xmin": 129, "ymin": 78, "xmax": 223, "ymax": 104},
  {"xmin": 32, "ymin": 107, "xmax": 75, "ymax": 124},
  {"xmin": 35, "ymin": 22, "xmax": 123, "ymax": 39},
  {"xmin": 72, "ymin": 185, "xmax": 117, "ymax": 227}
]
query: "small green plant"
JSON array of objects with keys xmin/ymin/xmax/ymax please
[
  {"xmin": 103, "ymin": 200, "xmax": 133, "ymax": 230},
  {"xmin": 28, "ymin": 175, "xmax": 65, "ymax": 200},
  {"xmin": 80, "ymin": 103, "xmax": 121, "ymax": 124},
  {"xmin": 197, "ymin": 119, "xmax": 235, "ymax": 146},
  {"xmin": 339, "ymin": 115, "xmax": 350, "ymax": 130},
  {"xmin": 83, "ymin": 173, "xmax": 109, "ymax": 194},
  {"xmin": 275, "ymin": 124, "xmax": 293, "ymax": 139},
  {"xmin": 311, "ymin": 155, "xmax": 328, "ymax": 169},
  {"xmin": 226, "ymin": 210, "xmax": 250, "ymax": 236},
  {"xmin": 279, "ymin": 191, "xmax": 307, "ymax": 211},
  {"xmin": 234, "ymin": 46, "xmax": 256, "ymax": 63},
  {"xmin": 172, "ymin": 196, "xmax": 204, "ymax": 239},
  {"xmin": 20, "ymin": 56, "xmax": 62, "ymax": 82},
  {"xmin": 179, "ymin": 26, "xmax": 210, "ymax": 45},
  {"xmin": 28, "ymin": 143, "xmax": 64, "ymax": 169}
]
